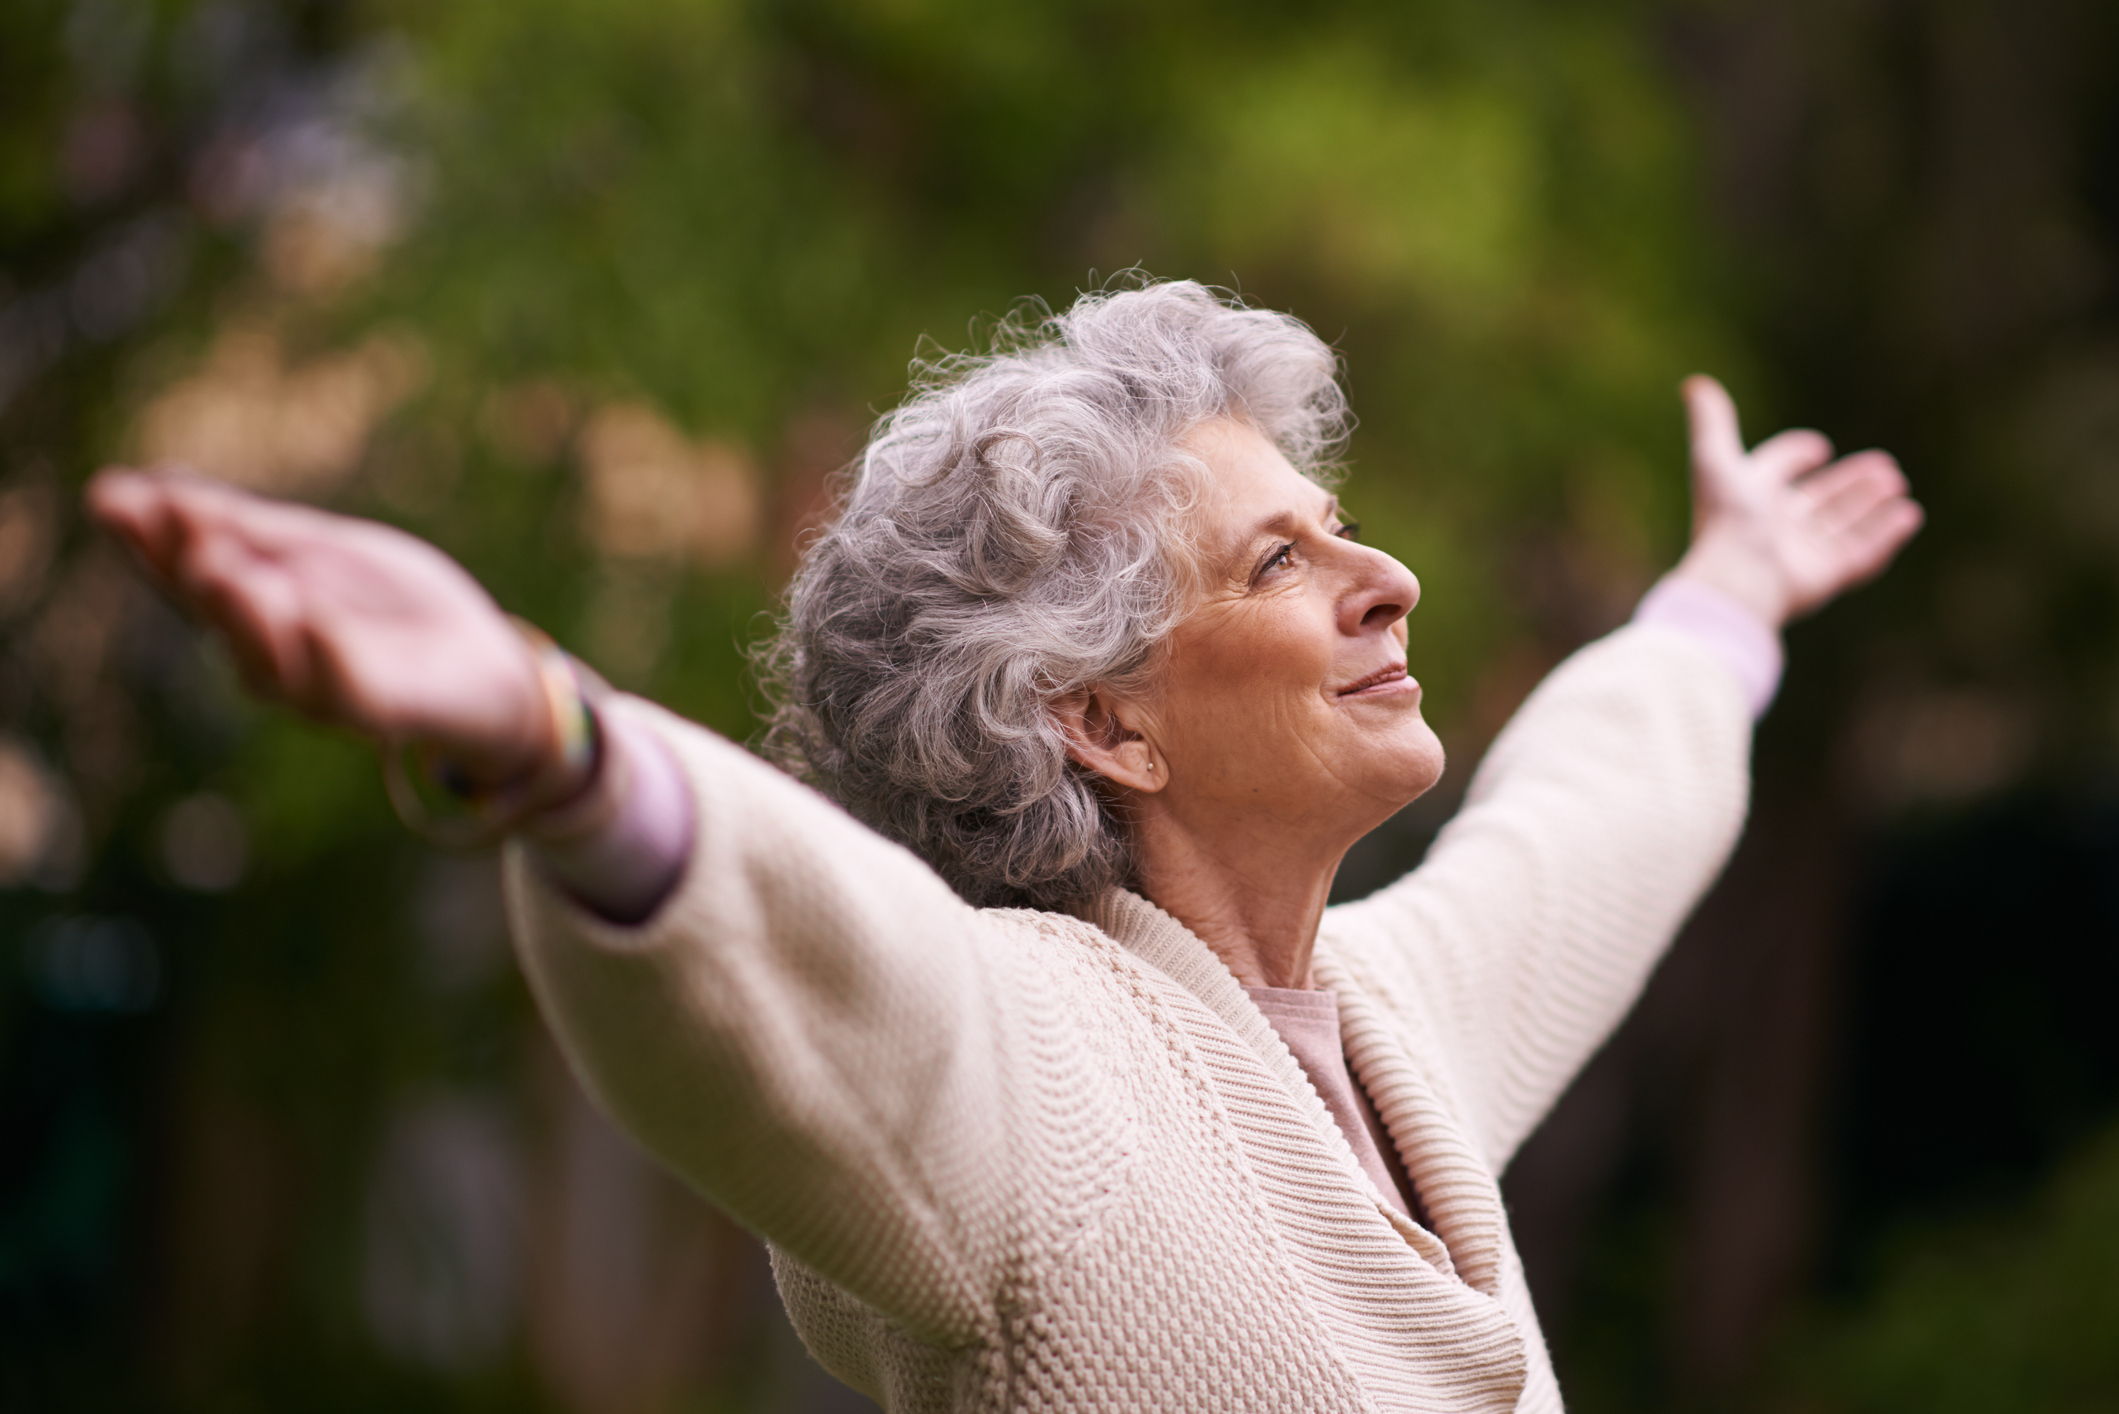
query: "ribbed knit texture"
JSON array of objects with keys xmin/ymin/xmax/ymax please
[
  {"xmin": 1245, "ymin": 987, "xmax": 1422, "ymax": 1225},
  {"xmin": 504, "ymin": 622, "xmax": 1752, "ymax": 1413}
]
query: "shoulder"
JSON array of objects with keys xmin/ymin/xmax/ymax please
[{"xmin": 973, "ymin": 904, "xmax": 1175, "ymax": 1002}]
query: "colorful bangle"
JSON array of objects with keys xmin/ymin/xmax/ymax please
[
  {"xmin": 382, "ymin": 618, "xmax": 605, "ymax": 850},
  {"xmin": 515, "ymin": 618, "xmax": 600, "ymax": 792}
]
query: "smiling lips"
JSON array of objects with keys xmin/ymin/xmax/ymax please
[{"xmin": 1338, "ymin": 663, "xmax": 1416, "ymax": 697}]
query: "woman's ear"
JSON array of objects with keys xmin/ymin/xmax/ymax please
[{"xmin": 1051, "ymin": 686, "xmax": 1165, "ymax": 793}]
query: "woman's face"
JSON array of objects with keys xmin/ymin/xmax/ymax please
[{"xmin": 1134, "ymin": 419, "xmax": 1445, "ymax": 849}]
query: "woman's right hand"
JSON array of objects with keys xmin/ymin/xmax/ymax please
[{"xmin": 87, "ymin": 469, "xmax": 570, "ymax": 799}]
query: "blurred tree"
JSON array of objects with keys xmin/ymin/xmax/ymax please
[{"xmin": 9, "ymin": 0, "xmax": 2119, "ymax": 1410}]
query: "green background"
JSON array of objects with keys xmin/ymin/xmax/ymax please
[{"xmin": 6, "ymin": 0, "xmax": 2119, "ymax": 1408}]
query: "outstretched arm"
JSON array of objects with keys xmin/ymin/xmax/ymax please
[
  {"xmin": 87, "ymin": 469, "xmax": 691, "ymax": 918},
  {"xmin": 88, "ymin": 470, "xmax": 570, "ymax": 798},
  {"xmin": 1330, "ymin": 380, "xmax": 1922, "ymax": 1167},
  {"xmin": 85, "ymin": 470, "xmax": 1046, "ymax": 1340}
]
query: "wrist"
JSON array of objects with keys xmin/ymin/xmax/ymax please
[
  {"xmin": 519, "ymin": 703, "xmax": 632, "ymax": 846},
  {"xmin": 504, "ymin": 622, "xmax": 603, "ymax": 813},
  {"xmin": 1672, "ymin": 537, "xmax": 1791, "ymax": 629},
  {"xmin": 384, "ymin": 622, "xmax": 608, "ymax": 847},
  {"xmin": 1634, "ymin": 574, "xmax": 1786, "ymax": 718},
  {"xmin": 523, "ymin": 706, "xmax": 696, "ymax": 925}
]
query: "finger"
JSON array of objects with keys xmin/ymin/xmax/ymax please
[
  {"xmin": 1799, "ymin": 447, "xmax": 1905, "ymax": 494},
  {"xmin": 90, "ymin": 470, "xmax": 275, "ymax": 591},
  {"xmin": 1798, "ymin": 453, "xmax": 1908, "ymax": 538},
  {"xmin": 157, "ymin": 475, "xmax": 331, "ymax": 560},
  {"xmin": 1683, "ymin": 375, "xmax": 1746, "ymax": 474},
  {"xmin": 1836, "ymin": 496, "xmax": 1925, "ymax": 585},
  {"xmin": 152, "ymin": 480, "xmax": 382, "ymax": 638},
  {"xmin": 86, "ymin": 469, "xmax": 190, "ymax": 585},
  {"xmin": 85, "ymin": 468, "xmax": 160, "ymax": 537},
  {"xmin": 86, "ymin": 473, "xmax": 302, "ymax": 689},
  {"xmin": 180, "ymin": 532, "xmax": 318, "ymax": 705},
  {"xmin": 1749, "ymin": 428, "xmax": 1835, "ymax": 484}
]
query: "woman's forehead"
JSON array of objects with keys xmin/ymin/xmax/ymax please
[{"xmin": 1186, "ymin": 421, "xmax": 1336, "ymax": 545}]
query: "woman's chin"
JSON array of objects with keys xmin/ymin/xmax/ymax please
[
  {"xmin": 1396, "ymin": 752, "xmax": 1447, "ymax": 808},
  {"xmin": 1359, "ymin": 720, "xmax": 1448, "ymax": 813}
]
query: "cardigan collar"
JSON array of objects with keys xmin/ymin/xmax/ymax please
[
  {"xmin": 1083, "ymin": 887, "xmax": 1509, "ymax": 1297},
  {"xmin": 1312, "ymin": 948, "xmax": 1511, "ymax": 1297}
]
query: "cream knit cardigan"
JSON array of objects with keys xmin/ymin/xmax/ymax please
[{"xmin": 505, "ymin": 622, "xmax": 1751, "ymax": 1413}]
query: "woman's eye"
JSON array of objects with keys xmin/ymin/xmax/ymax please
[{"xmin": 1335, "ymin": 521, "xmax": 1362, "ymax": 542}]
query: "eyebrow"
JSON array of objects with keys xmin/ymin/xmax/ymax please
[{"xmin": 1245, "ymin": 494, "xmax": 1342, "ymax": 544}]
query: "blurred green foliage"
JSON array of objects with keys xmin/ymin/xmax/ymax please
[
  {"xmin": 8, "ymin": 0, "xmax": 2119, "ymax": 1410},
  {"xmin": 1776, "ymin": 1124, "xmax": 2119, "ymax": 1413}
]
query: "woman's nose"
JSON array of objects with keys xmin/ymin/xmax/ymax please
[{"xmin": 1341, "ymin": 547, "xmax": 1419, "ymax": 636}]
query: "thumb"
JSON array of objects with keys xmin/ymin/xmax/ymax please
[{"xmin": 1683, "ymin": 375, "xmax": 1745, "ymax": 476}]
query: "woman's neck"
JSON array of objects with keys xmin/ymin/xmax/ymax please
[{"xmin": 1129, "ymin": 808, "xmax": 1348, "ymax": 990}]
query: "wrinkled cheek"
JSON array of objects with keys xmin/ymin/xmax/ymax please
[{"xmin": 1183, "ymin": 699, "xmax": 1307, "ymax": 795}]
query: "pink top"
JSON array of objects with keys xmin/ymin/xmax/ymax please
[
  {"xmin": 519, "ymin": 704, "xmax": 695, "ymax": 926},
  {"xmin": 527, "ymin": 571, "xmax": 1781, "ymax": 928}
]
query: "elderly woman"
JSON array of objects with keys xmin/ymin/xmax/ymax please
[{"xmin": 92, "ymin": 282, "xmax": 1917, "ymax": 1413}]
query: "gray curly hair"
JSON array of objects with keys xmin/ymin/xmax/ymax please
[{"xmin": 755, "ymin": 280, "xmax": 1350, "ymax": 909}]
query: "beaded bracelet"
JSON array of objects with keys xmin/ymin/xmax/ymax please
[{"xmin": 382, "ymin": 618, "xmax": 603, "ymax": 850}]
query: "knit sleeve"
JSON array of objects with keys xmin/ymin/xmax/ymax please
[
  {"xmin": 501, "ymin": 695, "xmax": 1041, "ymax": 1349},
  {"xmin": 1322, "ymin": 623, "xmax": 1752, "ymax": 1171}
]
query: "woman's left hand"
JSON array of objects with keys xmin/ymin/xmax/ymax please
[
  {"xmin": 87, "ymin": 468, "xmax": 564, "ymax": 796},
  {"xmin": 1674, "ymin": 376, "xmax": 1923, "ymax": 628}
]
